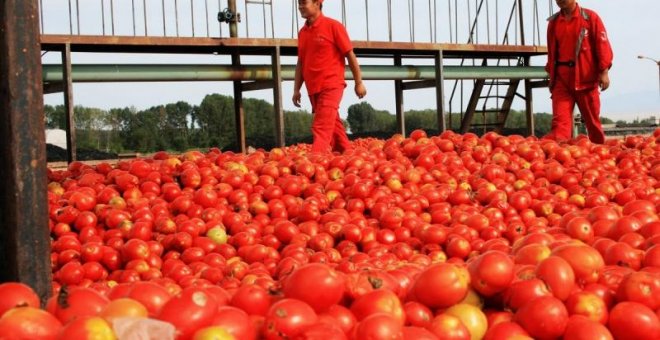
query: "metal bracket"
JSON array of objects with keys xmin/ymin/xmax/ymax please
[{"xmin": 218, "ymin": 8, "xmax": 241, "ymax": 24}]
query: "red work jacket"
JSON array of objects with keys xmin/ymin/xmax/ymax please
[
  {"xmin": 546, "ymin": 5, "xmax": 613, "ymax": 91},
  {"xmin": 298, "ymin": 14, "xmax": 353, "ymax": 95}
]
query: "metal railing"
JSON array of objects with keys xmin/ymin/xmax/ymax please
[{"xmin": 38, "ymin": 0, "xmax": 553, "ymax": 45}]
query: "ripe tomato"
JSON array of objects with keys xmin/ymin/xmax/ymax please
[
  {"xmin": 427, "ymin": 314, "xmax": 470, "ymax": 340},
  {"xmin": 514, "ymin": 296, "xmax": 568, "ymax": 339},
  {"xmin": 608, "ymin": 302, "xmax": 660, "ymax": 340},
  {"xmin": 444, "ymin": 303, "xmax": 488, "ymax": 340},
  {"xmin": 534, "ymin": 256, "xmax": 576, "ymax": 301},
  {"xmin": 467, "ymin": 250, "xmax": 514, "ymax": 297},
  {"xmin": 563, "ymin": 315, "xmax": 613, "ymax": 340},
  {"xmin": 616, "ymin": 271, "xmax": 660, "ymax": 310},
  {"xmin": 99, "ymin": 298, "xmax": 149, "ymax": 323},
  {"xmin": 353, "ymin": 313, "xmax": 404, "ymax": 340},
  {"xmin": 411, "ymin": 263, "xmax": 470, "ymax": 309},
  {"xmin": 350, "ymin": 289, "xmax": 404, "ymax": 325},
  {"xmin": 551, "ymin": 244, "xmax": 604, "ymax": 285},
  {"xmin": 483, "ymin": 321, "xmax": 531, "ymax": 340},
  {"xmin": 0, "ymin": 282, "xmax": 41, "ymax": 316},
  {"xmin": 565, "ymin": 291, "xmax": 608, "ymax": 325},
  {"xmin": 0, "ymin": 306, "xmax": 62, "ymax": 339},
  {"xmin": 46, "ymin": 286, "xmax": 109, "ymax": 324},
  {"xmin": 209, "ymin": 306, "xmax": 257, "ymax": 340},
  {"xmin": 58, "ymin": 316, "xmax": 115, "ymax": 340},
  {"xmin": 157, "ymin": 287, "xmax": 218, "ymax": 340},
  {"xmin": 263, "ymin": 298, "xmax": 318, "ymax": 339}
]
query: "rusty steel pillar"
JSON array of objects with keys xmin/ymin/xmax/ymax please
[
  {"xmin": 0, "ymin": 0, "xmax": 52, "ymax": 304},
  {"xmin": 272, "ymin": 46, "xmax": 285, "ymax": 147},
  {"xmin": 394, "ymin": 54, "xmax": 405, "ymax": 136},
  {"xmin": 62, "ymin": 43, "xmax": 77, "ymax": 162}
]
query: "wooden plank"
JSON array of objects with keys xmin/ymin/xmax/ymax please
[{"xmin": 0, "ymin": 0, "xmax": 52, "ymax": 304}]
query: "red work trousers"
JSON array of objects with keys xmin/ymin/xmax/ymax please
[
  {"xmin": 547, "ymin": 73, "xmax": 605, "ymax": 144},
  {"xmin": 309, "ymin": 87, "xmax": 352, "ymax": 153}
]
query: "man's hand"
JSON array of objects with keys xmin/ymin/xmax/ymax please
[
  {"xmin": 292, "ymin": 90, "xmax": 302, "ymax": 107},
  {"xmin": 599, "ymin": 69, "xmax": 610, "ymax": 91},
  {"xmin": 355, "ymin": 82, "xmax": 367, "ymax": 99}
]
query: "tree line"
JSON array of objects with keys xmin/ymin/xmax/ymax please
[{"xmin": 45, "ymin": 94, "xmax": 616, "ymax": 153}]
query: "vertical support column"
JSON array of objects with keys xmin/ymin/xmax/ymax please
[
  {"xmin": 232, "ymin": 52, "xmax": 246, "ymax": 153},
  {"xmin": 228, "ymin": 0, "xmax": 245, "ymax": 153},
  {"xmin": 517, "ymin": 0, "xmax": 526, "ymax": 45},
  {"xmin": 435, "ymin": 49, "xmax": 447, "ymax": 132},
  {"xmin": 0, "ymin": 0, "xmax": 52, "ymax": 304},
  {"xmin": 394, "ymin": 54, "xmax": 405, "ymax": 136},
  {"xmin": 272, "ymin": 46, "xmax": 285, "ymax": 147},
  {"xmin": 523, "ymin": 56, "xmax": 535, "ymax": 136},
  {"xmin": 62, "ymin": 43, "xmax": 77, "ymax": 162}
]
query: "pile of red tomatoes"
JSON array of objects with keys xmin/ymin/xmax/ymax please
[{"xmin": 2, "ymin": 129, "xmax": 660, "ymax": 339}]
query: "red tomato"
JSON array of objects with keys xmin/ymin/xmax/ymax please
[
  {"xmin": 563, "ymin": 315, "xmax": 613, "ymax": 340},
  {"xmin": 403, "ymin": 301, "xmax": 433, "ymax": 328},
  {"xmin": 46, "ymin": 286, "xmax": 109, "ymax": 324},
  {"xmin": 534, "ymin": 256, "xmax": 576, "ymax": 301},
  {"xmin": 0, "ymin": 306, "xmax": 62, "ymax": 339},
  {"xmin": 263, "ymin": 299, "xmax": 318, "ymax": 339},
  {"xmin": 551, "ymin": 244, "xmax": 604, "ymax": 285},
  {"xmin": 427, "ymin": 314, "xmax": 470, "ymax": 340},
  {"xmin": 209, "ymin": 306, "xmax": 257, "ymax": 340},
  {"xmin": 0, "ymin": 282, "xmax": 41, "ymax": 317},
  {"xmin": 282, "ymin": 263, "xmax": 345, "ymax": 313},
  {"xmin": 483, "ymin": 321, "xmax": 531, "ymax": 340},
  {"xmin": 230, "ymin": 284, "xmax": 273, "ymax": 316},
  {"xmin": 608, "ymin": 302, "xmax": 660, "ymax": 340},
  {"xmin": 126, "ymin": 281, "xmax": 173, "ymax": 317},
  {"xmin": 350, "ymin": 289, "xmax": 405, "ymax": 325},
  {"xmin": 411, "ymin": 263, "xmax": 470, "ymax": 309},
  {"xmin": 468, "ymin": 250, "xmax": 515, "ymax": 297},
  {"xmin": 320, "ymin": 305, "xmax": 356, "ymax": 336},
  {"xmin": 514, "ymin": 296, "xmax": 568, "ymax": 339},
  {"xmin": 57, "ymin": 316, "xmax": 115, "ymax": 339},
  {"xmin": 157, "ymin": 287, "xmax": 218, "ymax": 340},
  {"xmin": 353, "ymin": 313, "xmax": 404, "ymax": 340},
  {"xmin": 616, "ymin": 271, "xmax": 660, "ymax": 310},
  {"xmin": 565, "ymin": 291, "xmax": 608, "ymax": 325}
]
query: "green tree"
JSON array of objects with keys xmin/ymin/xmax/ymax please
[
  {"xmin": 347, "ymin": 102, "xmax": 396, "ymax": 134},
  {"xmin": 44, "ymin": 104, "xmax": 66, "ymax": 129}
]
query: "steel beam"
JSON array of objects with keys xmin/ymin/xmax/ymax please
[
  {"xmin": 435, "ymin": 49, "xmax": 447, "ymax": 132},
  {"xmin": 41, "ymin": 64, "xmax": 549, "ymax": 82},
  {"xmin": 0, "ymin": 0, "xmax": 52, "ymax": 304}
]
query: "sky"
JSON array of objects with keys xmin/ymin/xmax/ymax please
[{"xmin": 41, "ymin": 0, "xmax": 660, "ymax": 123}]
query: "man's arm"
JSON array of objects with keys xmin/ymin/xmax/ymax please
[
  {"xmin": 293, "ymin": 60, "xmax": 303, "ymax": 107},
  {"xmin": 593, "ymin": 12, "xmax": 613, "ymax": 91},
  {"xmin": 346, "ymin": 51, "xmax": 366, "ymax": 99}
]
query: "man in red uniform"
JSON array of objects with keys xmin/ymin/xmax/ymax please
[
  {"xmin": 545, "ymin": 0, "xmax": 613, "ymax": 144},
  {"xmin": 293, "ymin": 0, "xmax": 367, "ymax": 154}
]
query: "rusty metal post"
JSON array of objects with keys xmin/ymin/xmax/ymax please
[
  {"xmin": 435, "ymin": 49, "xmax": 447, "ymax": 132},
  {"xmin": 272, "ymin": 46, "xmax": 285, "ymax": 147},
  {"xmin": 394, "ymin": 54, "xmax": 405, "ymax": 136},
  {"xmin": 0, "ymin": 0, "xmax": 52, "ymax": 304},
  {"xmin": 62, "ymin": 43, "xmax": 77, "ymax": 162},
  {"xmin": 523, "ymin": 56, "xmax": 535, "ymax": 136},
  {"xmin": 228, "ymin": 0, "xmax": 245, "ymax": 153}
]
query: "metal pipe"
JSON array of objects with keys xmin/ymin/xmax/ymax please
[
  {"xmin": 229, "ymin": 0, "xmax": 238, "ymax": 37},
  {"xmin": 42, "ymin": 64, "xmax": 548, "ymax": 82}
]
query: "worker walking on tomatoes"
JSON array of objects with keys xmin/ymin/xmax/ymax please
[
  {"xmin": 293, "ymin": 0, "xmax": 367, "ymax": 154},
  {"xmin": 544, "ymin": 0, "xmax": 613, "ymax": 144}
]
